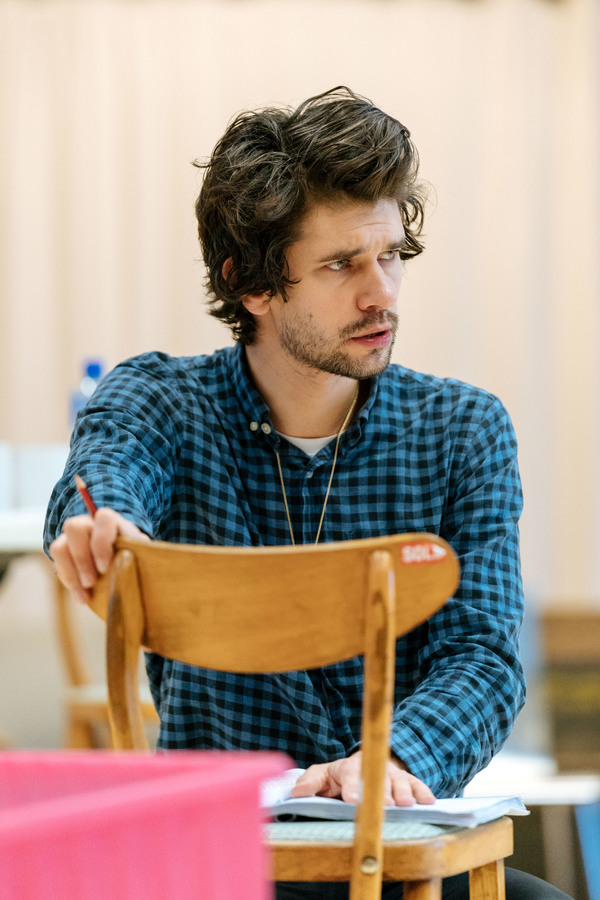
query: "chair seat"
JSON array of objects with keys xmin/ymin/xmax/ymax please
[
  {"xmin": 64, "ymin": 682, "xmax": 159, "ymax": 749},
  {"xmin": 268, "ymin": 816, "xmax": 513, "ymax": 883},
  {"xmin": 65, "ymin": 683, "xmax": 158, "ymax": 721},
  {"xmin": 268, "ymin": 820, "xmax": 455, "ymax": 841}
]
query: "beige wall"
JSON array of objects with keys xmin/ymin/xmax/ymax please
[{"xmin": 1, "ymin": 0, "xmax": 599, "ymax": 605}]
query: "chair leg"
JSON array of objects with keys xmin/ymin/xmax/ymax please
[
  {"xmin": 403, "ymin": 878, "xmax": 442, "ymax": 900},
  {"xmin": 66, "ymin": 717, "xmax": 98, "ymax": 749},
  {"xmin": 469, "ymin": 860, "xmax": 505, "ymax": 900}
]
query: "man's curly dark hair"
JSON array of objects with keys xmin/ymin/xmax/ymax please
[{"xmin": 194, "ymin": 86, "xmax": 426, "ymax": 344}]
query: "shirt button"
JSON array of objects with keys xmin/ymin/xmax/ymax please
[
  {"xmin": 249, "ymin": 421, "xmax": 259, "ymax": 432},
  {"xmin": 307, "ymin": 472, "xmax": 313, "ymax": 479},
  {"xmin": 261, "ymin": 423, "xmax": 272, "ymax": 435}
]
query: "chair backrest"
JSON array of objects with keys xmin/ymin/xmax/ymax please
[{"xmin": 91, "ymin": 532, "xmax": 459, "ymax": 900}]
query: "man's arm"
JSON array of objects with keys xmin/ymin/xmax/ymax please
[
  {"xmin": 44, "ymin": 356, "xmax": 183, "ymax": 593},
  {"xmin": 387, "ymin": 393, "xmax": 525, "ymax": 797},
  {"xmin": 292, "ymin": 395, "xmax": 523, "ymax": 804}
]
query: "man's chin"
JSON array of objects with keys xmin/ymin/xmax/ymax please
[{"xmin": 315, "ymin": 349, "xmax": 393, "ymax": 380}]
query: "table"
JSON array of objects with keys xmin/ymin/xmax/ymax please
[
  {"xmin": 466, "ymin": 752, "xmax": 600, "ymax": 899},
  {"xmin": 0, "ymin": 508, "xmax": 47, "ymax": 579},
  {"xmin": 0, "ymin": 508, "xmax": 50, "ymax": 746}
]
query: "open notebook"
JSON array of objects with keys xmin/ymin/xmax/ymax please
[{"xmin": 261, "ymin": 769, "xmax": 528, "ymax": 829}]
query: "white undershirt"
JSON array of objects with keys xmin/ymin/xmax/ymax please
[{"xmin": 276, "ymin": 432, "xmax": 337, "ymax": 458}]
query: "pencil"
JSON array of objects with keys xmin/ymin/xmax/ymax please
[{"xmin": 74, "ymin": 474, "xmax": 97, "ymax": 517}]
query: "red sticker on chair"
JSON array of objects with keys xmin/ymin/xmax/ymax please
[{"xmin": 400, "ymin": 542, "xmax": 447, "ymax": 565}]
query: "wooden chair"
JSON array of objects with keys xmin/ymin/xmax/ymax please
[
  {"xmin": 52, "ymin": 572, "xmax": 158, "ymax": 749},
  {"xmin": 90, "ymin": 532, "xmax": 513, "ymax": 900}
]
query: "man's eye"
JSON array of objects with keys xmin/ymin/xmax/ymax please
[
  {"xmin": 379, "ymin": 249, "xmax": 399, "ymax": 261},
  {"xmin": 327, "ymin": 260, "xmax": 347, "ymax": 271}
]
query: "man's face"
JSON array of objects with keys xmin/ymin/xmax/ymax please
[{"xmin": 257, "ymin": 198, "xmax": 405, "ymax": 379}]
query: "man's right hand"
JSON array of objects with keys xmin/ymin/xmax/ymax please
[{"xmin": 49, "ymin": 508, "xmax": 149, "ymax": 604}]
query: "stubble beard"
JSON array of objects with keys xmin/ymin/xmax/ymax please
[{"xmin": 279, "ymin": 311, "xmax": 399, "ymax": 380}]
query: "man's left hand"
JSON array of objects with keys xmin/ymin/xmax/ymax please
[{"xmin": 290, "ymin": 752, "xmax": 435, "ymax": 807}]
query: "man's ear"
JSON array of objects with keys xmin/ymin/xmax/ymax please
[
  {"xmin": 222, "ymin": 257, "xmax": 271, "ymax": 317},
  {"xmin": 221, "ymin": 257, "xmax": 234, "ymax": 283},
  {"xmin": 241, "ymin": 291, "xmax": 271, "ymax": 317}
]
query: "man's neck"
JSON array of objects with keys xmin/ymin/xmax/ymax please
[{"xmin": 244, "ymin": 344, "xmax": 359, "ymax": 438}]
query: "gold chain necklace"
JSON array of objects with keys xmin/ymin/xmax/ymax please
[{"xmin": 275, "ymin": 383, "xmax": 359, "ymax": 546}]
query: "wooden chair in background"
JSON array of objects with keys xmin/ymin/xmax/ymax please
[
  {"xmin": 90, "ymin": 532, "xmax": 513, "ymax": 900},
  {"xmin": 52, "ymin": 575, "xmax": 158, "ymax": 749}
]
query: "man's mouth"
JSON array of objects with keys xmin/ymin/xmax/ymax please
[{"xmin": 348, "ymin": 327, "xmax": 393, "ymax": 348}]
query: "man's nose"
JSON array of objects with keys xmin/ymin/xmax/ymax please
[{"xmin": 355, "ymin": 263, "xmax": 399, "ymax": 311}]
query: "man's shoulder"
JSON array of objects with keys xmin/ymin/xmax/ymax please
[
  {"xmin": 112, "ymin": 346, "xmax": 236, "ymax": 385},
  {"xmin": 378, "ymin": 364, "xmax": 513, "ymax": 436},
  {"xmin": 373, "ymin": 365, "xmax": 517, "ymax": 462},
  {"xmin": 383, "ymin": 363, "xmax": 501, "ymax": 406}
]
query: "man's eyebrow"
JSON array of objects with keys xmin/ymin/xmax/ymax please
[{"xmin": 316, "ymin": 238, "xmax": 406, "ymax": 265}]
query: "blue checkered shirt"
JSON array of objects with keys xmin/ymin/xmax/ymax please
[{"xmin": 44, "ymin": 344, "xmax": 525, "ymax": 797}]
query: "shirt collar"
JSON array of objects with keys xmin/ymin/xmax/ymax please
[
  {"xmin": 228, "ymin": 341, "xmax": 381, "ymax": 448},
  {"xmin": 229, "ymin": 342, "xmax": 273, "ymax": 429}
]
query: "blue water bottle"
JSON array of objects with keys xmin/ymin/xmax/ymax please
[{"xmin": 70, "ymin": 359, "xmax": 104, "ymax": 427}]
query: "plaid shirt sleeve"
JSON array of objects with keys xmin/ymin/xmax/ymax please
[
  {"xmin": 44, "ymin": 356, "xmax": 189, "ymax": 541},
  {"xmin": 388, "ymin": 392, "xmax": 525, "ymax": 795}
]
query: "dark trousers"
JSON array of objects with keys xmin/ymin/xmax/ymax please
[{"xmin": 275, "ymin": 868, "xmax": 574, "ymax": 899}]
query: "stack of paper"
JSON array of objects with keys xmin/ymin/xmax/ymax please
[{"xmin": 261, "ymin": 769, "xmax": 528, "ymax": 828}]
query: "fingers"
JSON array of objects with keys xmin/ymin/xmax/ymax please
[
  {"xmin": 407, "ymin": 776, "xmax": 435, "ymax": 805},
  {"xmin": 339, "ymin": 755, "xmax": 435, "ymax": 807},
  {"xmin": 50, "ymin": 519, "xmax": 94, "ymax": 605},
  {"xmin": 388, "ymin": 767, "xmax": 435, "ymax": 807},
  {"xmin": 290, "ymin": 764, "xmax": 336, "ymax": 799},
  {"xmin": 289, "ymin": 754, "xmax": 436, "ymax": 810},
  {"xmin": 290, "ymin": 757, "xmax": 362, "ymax": 803},
  {"xmin": 90, "ymin": 508, "xmax": 146, "ymax": 574},
  {"xmin": 337, "ymin": 758, "xmax": 362, "ymax": 804},
  {"xmin": 49, "ymin": 508, "xmax": 148, "ymax": 604}
]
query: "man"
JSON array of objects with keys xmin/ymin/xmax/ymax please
[{"xmin": 45, "ymin": 88, "xmax": 570, "ymax": 899}]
